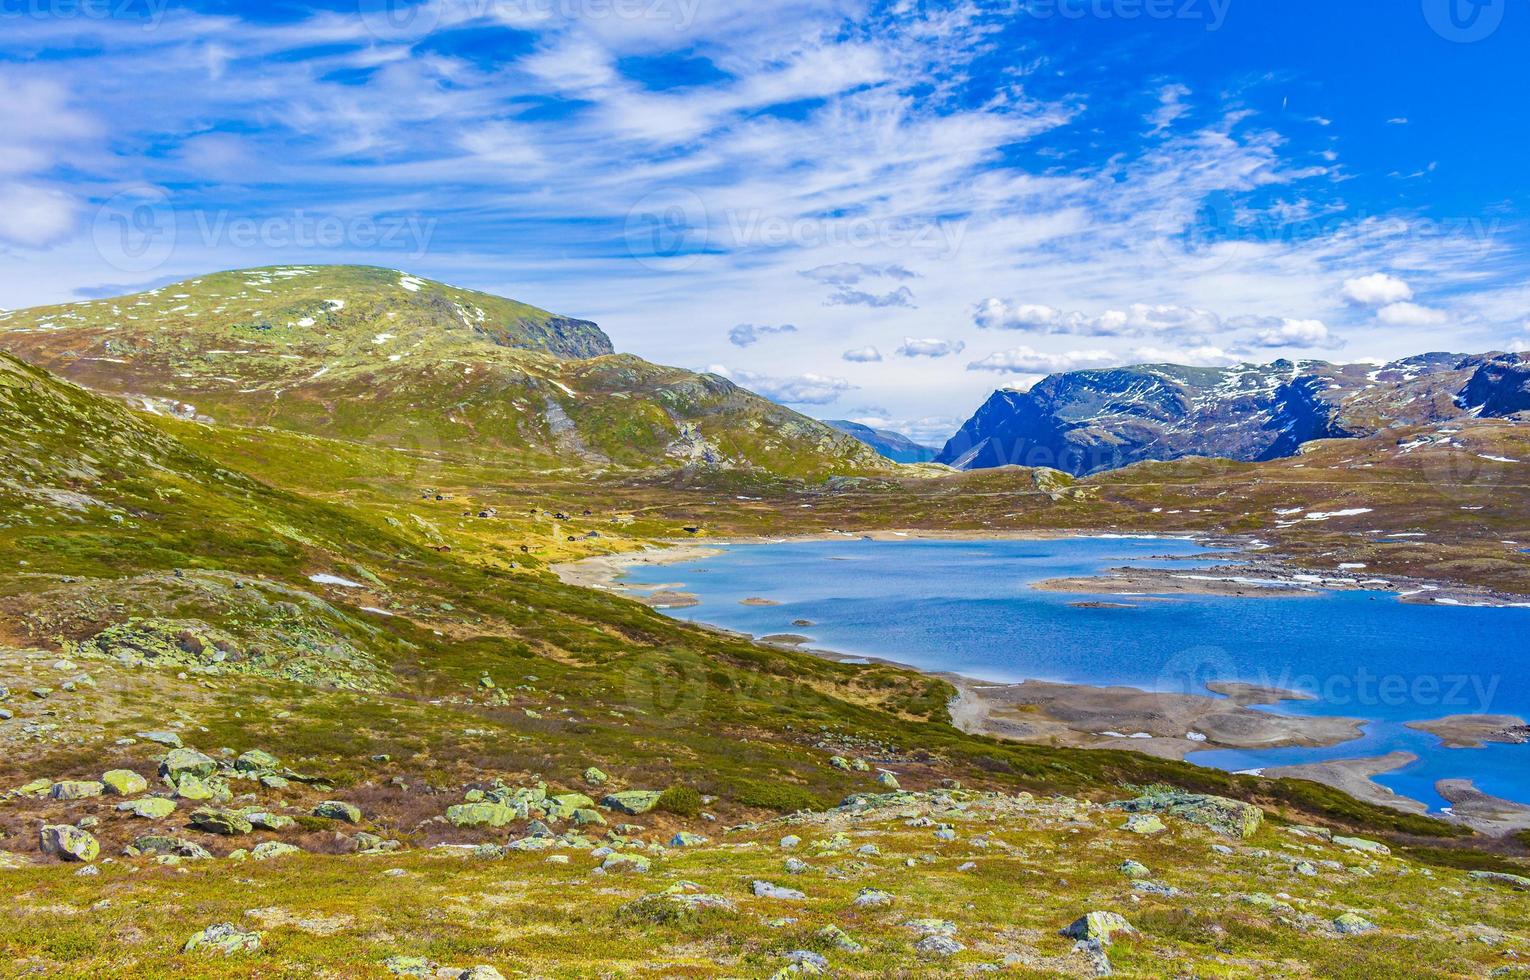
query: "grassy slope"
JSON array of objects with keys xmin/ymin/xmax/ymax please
[{"xmin": 0, "ymin": 265, "xmax": 889, "ymax": 482}]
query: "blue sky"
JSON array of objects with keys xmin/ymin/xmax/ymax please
[{"xmin": 1, "ymin": 0, "xmax": 1526, "ymax": 441}]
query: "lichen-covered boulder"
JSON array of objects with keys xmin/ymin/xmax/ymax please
[
  {"xmin": 601, "ymin": 791, "xmax": 661, "ymax": 815},
  {"xmin": 1114, "ymin": 790, "xmax": 1263, "ymax": 839},
  {"xmin": 132, "ymin": 835, "xmax": 213, "ymax": 860},
  {"xmin": 50, "ymin": 780, "xmax": 105, "ymax": 801},
  {"xmin": 102, "ymin": 770, "xmax": 149, "ymax": 796},
  {"xmin": 1061, "ymin": 911, "xmax": 1137, "ymax": 945},
  {"xmin": 160, "ymin": 748, "xmax": 218, "ymax": 782},
  {"xmin": 190, "ymin": 807, "xmax": 253, "ymax": 836},
  {"xmin": 234, "ymin": 750, "xmax": 281, "ymax": 774},
  {"xmin": 40, "ymin": 825, "xmax": 99, "ymax": 862},
  {"xmin": 312, "ymin": 801, "xmax": 362, "ymax": 823},
  {"xmin": 183, "ymin": 923, "xmax": 261, "ymax": 955},
  {"xmin": 583, "ymin": 767, "xmax": 609, "ymax": 786},
  {"xmin": 251, "ymin": 841, "xmax": 302, "ymax": 861},
  {"xmin": 445, "ymin": 802, "xmax": 519, "ymax": 828},
  {"xmin": 117, "ymin": 797, "xmax": 177, "ymax": 819}
]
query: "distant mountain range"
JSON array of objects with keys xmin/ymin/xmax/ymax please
[
  {"xmin": 938, "ymin": 353, "xmax": 1529, "ymax": 476},
  {"xmin": 825, "ymin": 420, "xmax": 940, "ymax": 463}
]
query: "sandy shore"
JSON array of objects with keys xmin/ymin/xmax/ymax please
[
  {"xmin": 1263, "ymin": 753, "xmax": 1429, "ymax": 815},
  {"xmin": 1405, "ymin": 714, "xmax": 1530, "ymax": 749},
  {"xmin": 948, "ymin": 677, "xmax": 1363, "ymax": 762}
]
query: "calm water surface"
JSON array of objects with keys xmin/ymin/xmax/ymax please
[{"xmin": 622, "ymin": 536, "xmax": 1530, "ymax": 811}]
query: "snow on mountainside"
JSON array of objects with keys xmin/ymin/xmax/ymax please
[{"xmin": 938, "ymin": 353, "xmax": 1524, "ymax": 476}]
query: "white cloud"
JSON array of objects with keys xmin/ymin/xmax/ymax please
[
  {"xmin": 1342, "ymin": 273, "xmax": 1413, "ymax": 306},
  {"xmin": 728, "ymin": 323, "xmax": 797, "ymax": 347},
  {"xmin": 1146, "ymin": 83, "xmax": 1192, "ymax": 136},
  {"xmin": 1376, "ymin": 301, "xmax": 1449, "ymax": 327},
  {"xmin": 1251, "ymin": 318, "xmax": 1336, "ymax": 348},
  {"xmin": 967, "ymin": 346, "xmax": 1116, "ymax": 374},
  {"xmin": 716, "ymin": 367, "xmax": 856, "ymax": 405},
  {"xmin": 842, "ymin": 345, "xmax": 883, "ymax": 362},
  {"xmin": 825, "ymin": 285, "xmax": 917, "ymax": 309},
  {"xmin": 972, "ymin": 298, "xmax": 1221, "ymax": 338},
  {"xmin": 1124, "ymin": 345, "xmax": 1242, "ymax": 366},
  {"xmin": 800, "ymin": 263, "xmax": 918, "ymax": 285},
  {"xmin": 896, "ymin": 337, "xmax": 965, "ymax": 358},
  {"xmin": 0, "ymin": 183, "xmax": 79, "ymax": 248}
]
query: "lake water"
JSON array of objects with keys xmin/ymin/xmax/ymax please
[{"xmin": 621, "ymin": 536, "xmax": 1530, "ymax": 811}]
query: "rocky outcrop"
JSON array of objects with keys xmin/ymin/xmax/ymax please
[
  {"xmin": 939, "ymin": 355, "xmax": 1477, "ymax": 476},
  {"xmin": 1459, "ymin": 354, "xmax": 1530, "ymax": 416}
]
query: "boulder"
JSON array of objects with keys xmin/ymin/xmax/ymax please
[
  {"xmin": 191, "ymin": 807, "xmax": 253, "ymax": 836},
  {"xmin": 601, "ymin": 790, "xmax": 661, "ymax": 815},
  {"xmin": 117, "ymin": 797, "xmax": 177, "ymax": 819},
  {"xmin": 752, "ymin": 880, "xmax": 805, "ymax": 900},
  {"xmin": 132, "ymin": 835, "xmax": 213, "ymax": 860},
  {"xmin": 183, "ymin": 923, "xmax": 261, "ymax": 955},
  {"xmin": 312, "ymin": 801, "xmax": 362, "ymax": 823},
  {"xmin": 1469, "ymin": 870, "xmax": 1530, "ymax": 891},
  {"xmin": 669, "ymin": 832, "xmax": 709, "ymax": 848},
  {"xmin": 1334, "ymin": 912, "xmax": 1378, "ymax": 935},
  {"xmin": 1123, "ymin": 814, "xmax": 1167, "ymax": 835},
  {"xmin": 875, "ymin": 771, "xmax": 901, "ymax": 790},
  {"xmin": 1332, "ymin": 836, "xmax": 1390, "ymax": 855},
  {"xmin": 572, "ymin": 808, "xmax": 606, "ymax": 827},
  {"xmin": 601, "ymin": 853, "xmax": 651, "ymax": 874},
  {"xmin": 244, "ymin": 810, "xmax": 296, "ymax": 831},
  {"xmin": 102, "ymin": 770, "xmax": 149, "ymax": 796},
  {"xmin": 1118, "ymin": 860, "xmax": 1151, "ymax": 878},
  {"xmin": 251, "ymin": 841, "xmax": 303, "ymax": 861},
  {"xmin": 161, "ymin": 748, "xmax": 218, "ymax": 781},
  {"xmin": 50, "ymin": 780, "xmax": 105, "ymax": 801},
  {"xmin": 445, "ymin": 802, "xmax": 519, "ymax": 829},
  {"xmin": 583, "ymin": 767, "xmax": 609, "ymax": 786},
  {"xmin": 40, "ymin": 825, "xmax": 99, "ymax": 862},
  {"xmin": 234, "ymin": 750, "xmax": 281, "ymax": 774},
  {"xmin": 1061, "ymin": 911, "xmax": 1138, "ymax": 945},
  {"xmin": 1114, "ymin": 791, "xmax": 1263, "ymax": 839},
  {"xmin": 914, "ymin": 935, "xmax": 964, "ymax": 957}
]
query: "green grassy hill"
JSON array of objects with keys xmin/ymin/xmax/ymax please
[{"xmin": 0, "ymin": 266, "xmax": 888, "ymax": 480}]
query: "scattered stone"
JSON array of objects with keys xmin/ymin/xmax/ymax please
[
  {"xmin": 235, "ymin": 750, "xmax": 281, "ymax": 773},
  {"xmin": 191, "ymin": 807, "xmax": 253, "ymax": 836},
  {"xmin": 183, "ymin": 923, "xmax": 261, "ymax": 955},
  {"xmin": 132, "ymin": 835, "xmax": 213, "ymax": 861},
  {"xmin": 458, "ymin": 968, "xmax": 505, "ymax": 980},
  {"xmin": 780, "ymin": 835, "xmax": 801, "ymax": 849},
  {"xmin": 876, "ymin": 771, "xmax": 901, "ymax": 790},
  {"xmin": 40, "ymin": 825, "xmax": 99, "ymax": 863},
  {"xmin": 1114, "ymin": 790, "xmax": 1264, "ymax": 839},
  {"xmin": 383, "ymin": 955, "xmax": 435, "ymax": 977},
  {"xmin": 161, "ymin": 747, "xmax": 218, "ymax": 782},
  {"xmin": 1118, "ymin": 860, "xmax": 1150, "ymax": 878},
  {"xmin": 914, "ymin": 936, "xmax": 964, "ymax": 957},
  {"xmin": 816, "ymin": 925, "xmax": 862, "ymax": 952},
  {"xmin": 1334, "ymin": 912, "xmax": 1378, "ymax": 935},
  {"xmin": 583, "ymin": 767, "xmax": 609, "ymax": 786},
  {"xmin": 102, "ymin": 770, "xmax": 149, "ymax": 796},
  {"xmin": 1470, "ymin": 871, "xmax": 1530, "ymax": 891},
  {"xmin": 446, "ymin": 802, "xmax": 519, "ymax": 828},
  {"xmin": 251, "ymin": 842, "xmax": 302, "ymax": 861},
  {"xmin": 50, "ymin": 780, "xmax": 105, "ymax": 801},
  {"xmin": 753, "ymin": 880, "xmax": 805, "ymax": 900},
  {"xmin": 601, "ymin": 853, "xmax": 651, "ymax": 874},
  {"xmin": 602, "ymin": 790, "xmax": 661, "ymax": 815},
  {"xmin": 854, "ymin": 888, "xmax": 893, "ymax": 907},
  {"xmin": 312, "ymin": 801, "xmax": 362, "ymax": 823},
  {"xmin": 136, "ymin": 731, "xmax": 184, "ymax": 748},
  {"xmin": 117, "ymin": 798, "xmax": 177, "ymax": 820},
  {"xmin": 1332, "ymin": 836, "xmax": 1390, "ymax": 855},
  {"xmin": 669, "ymin": 832, "xmax": 708, "ymax": 848},
  {"xmin": 1123, "ymin": 814, "xmax": 1166, "ymax": 835},
  {"xmin": 1062, "ymin": 912, "xmax": 1138, "ymax": 945}
]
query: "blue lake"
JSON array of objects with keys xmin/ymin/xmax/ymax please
[{"xmin": 621, "ymin": 536, "xmax": 1530, "ymax": 811}]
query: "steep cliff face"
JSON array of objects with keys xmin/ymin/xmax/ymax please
[
  {"xmin": 1459, "ymin": 354, "xmax": 1530, "ymax": 417},
  {"xmin": 937, "ymin": 356, "xmax": 1481, "ymax": 476}
]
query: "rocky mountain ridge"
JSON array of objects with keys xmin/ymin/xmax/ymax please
[{"xmin": 939, "ymin": 352, "xmax": 1527, "ymax": 476}]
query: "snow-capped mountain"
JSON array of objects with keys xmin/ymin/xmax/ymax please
[{"xmin": 938, "ymin": 353, "xmax": 1522, "ymax": 476}]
